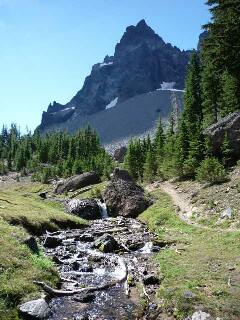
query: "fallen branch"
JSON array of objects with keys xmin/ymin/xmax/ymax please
[
  {"xmin": 60, "ymin": 277, "xmax": 78, "ymax": 284},
  {"xmin": 34, "ymin": 257, "xmax": 128, "ymax": 297}
]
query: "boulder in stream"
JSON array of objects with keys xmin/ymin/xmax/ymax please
[
  {"xmin": 19, "ymin": 298, "xmax": 50, "ymax": 319},
  {"xmin": 66, "ymin": 199, "xmax": 102, "ymax": 220},
  {"xmin": 54, "ymin": 171, "xmax": 100, "ymax": 194},
  {"xmin": 103, "ymin": 168, "xmax": 150, "ymax": 218},
  {"xmin": 94, "ymin": 234, "xmax": 122, "ymax": 253},
  {"xmin": 44, "ymin": 235, "xmax": 62, "ymax": 248}
]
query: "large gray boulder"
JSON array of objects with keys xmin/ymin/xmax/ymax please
[
  {"xmin": 66, "ymin": 198, "xmax": 102, "ymax": 220},
  {"xmin": 54, "ymin": 171, "xmax": 100, "ymax": 194},
  {"xmin": 19, "ymin": 299, "xmax": 50, "ymax": 319},
  {"xmin": 113, "ymin": 146, "xmax": 127, "ymax": 162},
  {"xmin": 103, "ymin": 168, "xmax": 150, "ymax": 218},
  {"xmin": 204, "ymin": 112, "xmax": 240, "ymax": 157}
]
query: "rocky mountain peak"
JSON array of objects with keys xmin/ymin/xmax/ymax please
[
  {"xmin": 38, "ymin": 20, "xmax": 193, "ymax": 133},
  {"xmin": 115, "ymin": 19, "xmax": 163, "ymax": 58}
]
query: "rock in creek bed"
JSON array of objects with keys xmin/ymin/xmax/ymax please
[{"xmin": 66, "ymin": 198, "xmax": 102, "ymax": 220}]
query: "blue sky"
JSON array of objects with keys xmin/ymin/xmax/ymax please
[{"xmin": 0, "ymin": 0, "xmax": 211, "ymax": 131}]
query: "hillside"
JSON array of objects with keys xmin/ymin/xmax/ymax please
[{"xmin": 40, "ymin": 89, "xmax": 183, "ymax": 151}]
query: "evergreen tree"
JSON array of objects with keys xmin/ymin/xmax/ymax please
[
  {"xmin": 174, "ymin": 52, "xmax": 203, "ymax": 177},
  {"xmin": 202, "ymin": 0, "xmax": 240, "ymax": 120},
  {"xmin": 201, "ymin": 61, "xmax": 219, "ymax": 127},
  {"xmin": 221, "ymin": 131, "xmax": 233, "ymax": 167},
  {"xmin": 161, "ymin": 115, "xmax": 176, "ymax": 178},
  {"xmin": 143, "ymin": 145, "xmax": 156, "ymax": 182},
  {"xmin": 154, "ymin": 118, "xmax": 165, "ymax": 175},
  {"xmin": 124, "ymin": 139, "xmax": 139, "ymax": 180},
  {"xmin": 220, "ymin": 71, "xmax": 240, "ymax": 117},
  {"xmin": 183, "ymin": 52, "xmax": 202, "ymax": 135}
]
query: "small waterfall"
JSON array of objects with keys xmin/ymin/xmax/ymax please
[{"xmin": 98, "ymin": 201, "xmax": 109, "ymax": 219}]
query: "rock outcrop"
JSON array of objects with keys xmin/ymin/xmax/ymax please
[
  {"xmin": 103, "ymin": 168, "xmax": 150, "ymax": 218},
  {"xmin": 54, "ymin": 171, "xmax": 100, "ymax": 194},
  {"xmin": 38, "ymin": 20, "xmax": 190, "ymax": 136},
  {"xmin": 66, "ymin": 199, "xmax": 102, "ymax": 220},
  {"xmin": 204, "ymin": 112, "xmax": 240, "ymax": 157}
]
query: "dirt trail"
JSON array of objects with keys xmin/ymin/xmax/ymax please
[
  {"xmin": 146, "ymin": 181, "xmax": 196, "ymax": 225},
  {"xmin": 160, "ymin": 181, "xmax": 195, "ymax": 224},
  {"xmin": 147, "ymin": 181, "xmax": 239, "ymax": 232}
]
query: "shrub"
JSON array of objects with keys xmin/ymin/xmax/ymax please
[
  {"xmin": 196, "ymin": 157, "xmax": 227, "ymax": 184},
  {"xmin": 90, "ymin": 187, "xmax": 102, "ymax": 199}
]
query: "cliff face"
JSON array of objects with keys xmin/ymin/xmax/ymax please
[{"xmin": 39, "ymin": 20, "xmax": 191, "ymax": 132}]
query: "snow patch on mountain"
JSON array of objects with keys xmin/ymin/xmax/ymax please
[
  {"xmin": 105, "ymin": 97, "xmax": 118, "ymax": 110},
  {"xmin": 160, "ymin": 82, "xmax": 176, "ymax": 90},
  {"xmin": 156, "ymin": 82, "xmax": 184, "ymax": 92},
  {"xmin": 100, "ymin": 61, "xmax": 114, "ymax": 68},
  {"xmin": 60, "ymin": 107, "xmax": 75, "ymax": 112}
]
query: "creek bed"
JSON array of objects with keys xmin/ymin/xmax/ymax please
[{"xmin": 42, "ymin": 216, "xmax": 162, "ymax": 319}]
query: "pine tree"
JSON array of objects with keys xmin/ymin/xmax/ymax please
[
  {"xmin": 201, "ymin": 62, "xmax": 219, "ymax": 127},
  {"xmin": 174, "ymin": 52, "xmax": 203, "ymax": 177},
  {"xmin": 220, "ymin": 71, "xmax": 240, "ymax": 117},
  {"xmin": 143, "ymin": 145, "xmax": 156, "ymax": 182},
  {"xmin": 202, "ymin": 0, "xmax": 240, "ymax": 120},
  {"xmin": 221, "ymin": 131, "xmax": 233, "ymax": 167},
  {"xmin": 174, "ymin": 118, "xmax": 189, "ymax": 176},
  {"xmin": 124, "ymin": 140, "xmax": 139, "ymax": 180},
  {"xmin": 161, "ymin": 115, "xmax": 176, "ymax": 178},
  {"xmin": 154, "ymin": 118, "xmax": 165, "ymax": 175},
  {"xmin": 183, "ymin": 52, "xmax": 202, "ymax": 136}
]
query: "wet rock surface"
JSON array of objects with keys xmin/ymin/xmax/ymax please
[
  {"xmin": 66, "ymin": 199, "xmax": 101, "ymax": 220},
  {"xmin": 41, "ymin": 216, "xmax": 162, "ymax": 319},
  {"xmin": 103, "ymin": 169, "xmax": 151, "ymax": 218}
]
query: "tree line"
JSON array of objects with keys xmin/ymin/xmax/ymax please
[
  {"xmin": 0, "ymin": 125, "xmax": 113, "ymax": 183},
  {"xmin": 124, "ymin": 0, "xmax": 239, "ymax": 183}
]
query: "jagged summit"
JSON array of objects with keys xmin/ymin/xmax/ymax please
[
  {"xmin": 125, "ymin": 19, "xmax": 157, "ymax": 36},
  {"xmin": 115, "ymin": 19, "xmax": 163, "ymax": 56},
  {"xmin": 136, "ymin": 19, "xmax": 148, "ymax": 27}
]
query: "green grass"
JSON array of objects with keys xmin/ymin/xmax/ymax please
[
  {"xmin": 0, "ymin": 182, "xmax": 86, "ymax": 235},
  {"xmin": 74, "ymin": 181, "xmax": 108, "ymax": 199},
  {"xmin": 0, "ymin": 181, "xmax": 87, "ymax": 319},
  {"xmin": 139, "ymin": 190, "xmax": 240, "ymax": 319},
  {"xmin": 0, "ymin": 218, "xmax": 58, "ymax": 320}
]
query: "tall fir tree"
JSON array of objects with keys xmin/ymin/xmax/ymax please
[
  {"xmin": 143, "ymin": 145, "xmax": 156, "ymax": 183},
  {"xmin": 202, "ymin": 0, "xmax": 240, "ymax": 121},
  {"xmin": 154, "ymin": 118, "xmax": 165, "ymax": 175},
  {"xmin": 220, "ymin": 71, "xmax": 240, "ymax": 117}
]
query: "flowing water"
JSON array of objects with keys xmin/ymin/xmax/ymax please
[{"xmin": 42, "ymin": 206, "xmax": 162, "ymax": 320}]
